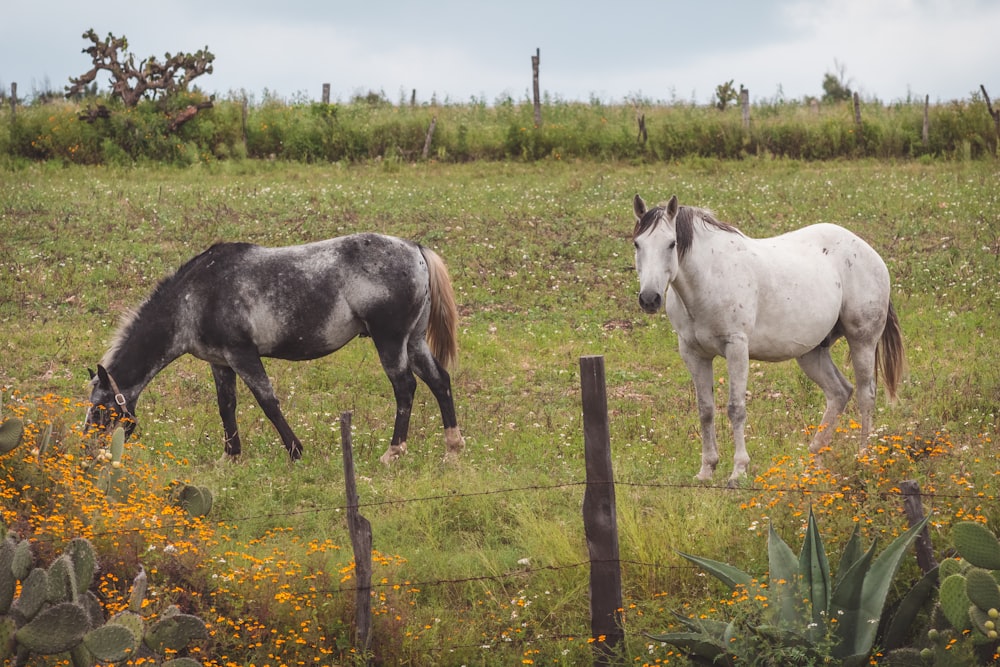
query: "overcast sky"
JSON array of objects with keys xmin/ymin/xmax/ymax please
[{"xmin": 3, "ymin": 0, "xmax": 998, "ymax": 106}]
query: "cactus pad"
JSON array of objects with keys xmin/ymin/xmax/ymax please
[
  {"xmin": 964, "ymin": 567, "xmax": 1000, "ymax": 612},
  {"xmin": 11, "ymin": 538, "xmax": 33, "ymax": 581},
  {"xmin": 177, "ymin": 484, "xmax": 213, "ymax": 517},
  {"xmin": 939, "ymin": 573, "xmax": 973, "ymax": 631},
  {"xmin": 14, "ymin": 601, "xmax": 90, "ymax": 655},
  {"xmin": 83, "ymin": 622, "xmax": 140, "ymax": 661},
  {"xmin": 11, "ymin": 567, "xmax": 49, "ymax": 623},
  {"xmin": 66, "ymin": 538, "xmax": 98, "ymax": 595},
  {"xmin": 952, "ymin": 522, "xmax": 1000, "ymax": 570},
  {"xmin": 0, "ymin": 419, "xmax": 24, "ymax": 454},
  {"xmin": 144, "ymin": 612, "xmax": 208, "ymax": 654}
]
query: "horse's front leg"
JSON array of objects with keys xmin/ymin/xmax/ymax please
[
  {"xmin": 680, "ymin": 347, "xmax": 719, "ymax": 481},
  {"xmin": 225, "ymin": 351, "xmax": 303, "ymax": 460},
  {"xmin": 211, "ymin": 364, "xmax": 242, "ymax": 459},
  {"xmin": 723, "ymin": 336, "xmax": 751, "ymax": 487}
]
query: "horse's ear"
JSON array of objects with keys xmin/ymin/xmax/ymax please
[
  {"xmin": 88, "ymin": 367, "xmax": 96, "ymax": 380},
  {"xmin": 633, "ymin": 194, "xmax": 647, "ymax": 221},
  {"xmin": 96, "ymin": 364, "xmax": 111, "ymax": 387},
  {"xmin": 666, "ymin": 195, "xmax": 679, "ymax": 218}
]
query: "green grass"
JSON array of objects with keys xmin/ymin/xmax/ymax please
[{"xmin": 2, "ymin": 158, "xmax": 998, "ymax": 665}]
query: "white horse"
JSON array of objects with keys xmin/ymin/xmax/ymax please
[{"xmin": 632, "ymin": 194, "xmax": 903, "ymax": 485}]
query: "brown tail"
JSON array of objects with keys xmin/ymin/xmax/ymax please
[
  {"xmin": 421, "ymin": 246, "xmax": 459, "ymax": 371},
  {"xmin": 877, "ymin": 300, "xmax": 905, "ymax": 400}
]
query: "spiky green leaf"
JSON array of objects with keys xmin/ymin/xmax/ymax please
[
  {"xmin": 677, "ymin": 551, "xmax": 753, "ymax": 590},
  {"xmin": 767, "ymin": 521, "xmax": 803, "ymax": 628},
  {"xmin": 798, "ymin": 509, "xmax": 831, "ymax": 635}
]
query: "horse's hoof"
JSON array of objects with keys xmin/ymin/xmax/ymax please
[
  {"xmin": 380, "ymin": 442, "xmax": 407, "ymax": 465},
  {"xmin": 726, "ymin": 477, "xmax": 741, "ymax": 489}
]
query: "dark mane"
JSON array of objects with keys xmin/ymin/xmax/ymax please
[
  {"xmin": 633, "ymin": 205, "xmax": 740, "ymax": 259},
  {"xmin": 100, "ymin": 242, "xmax": 253, "ymax": 368}
]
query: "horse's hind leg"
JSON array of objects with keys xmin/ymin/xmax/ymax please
[
  {"xmin": 410, "ymin": 341, "xmax": 465, "ymax": 462},
  {"xmin": 372, "ymin": 335, "xmax": 418, "ymax": 465},
  {"xmin": 846, "ymin": 339, "xmax": 878, "ymax": 454},
  {"xmin": 225, "ymin": 350, "xmax": 303, "ymax": 460},
  {"xmin": 796, "ymin": 346, "xmax": 853, "ymax": 457},
  {"xmin": 211, "ymin": 364, "xmax": 242, "ymax": 458}
]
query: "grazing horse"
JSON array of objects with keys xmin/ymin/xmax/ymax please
[
  {"xmin": 85, "ymin": 233, "xmax": 465, "ymax": 465},
  {"xmin": 631, "ymin": 194, "xmax": 903, "ymax": 485}
]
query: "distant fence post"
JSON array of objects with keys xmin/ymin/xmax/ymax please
[
  {"xmin": 899, "ymin": 480, "xmax": 937, "ymax": 574},
  {"xmin": 853, "ymin": 91, "xmax": 862, "ymax": 127},
  {"xmin": 10, "ymin": 83, "xmax": 16, "ymax": 121},
  {"xmin": 981, "ymin": 85, "xmax": 1000, "ymax": 156},
  {"xmin": 240, "ymin": 97, "xmax": 248, "ymax": 152},
  {"xmin": 740, "ymin": 86, "xmax": 750, "ymax": 131},
  {"xmin": 422, "ymin": 116, "xmax": 437, "ymax": 160},
  {"xmin": 341, "ymin": 412, "xmax": 373, "ymax": 663},
  {"xmin": 922, "ymin": 94, "xmax": 930, "ymax": 148},
  {"xmin": 322, "ymin": 83, "xmax": 330, "ymax": 105},
  {"xmin": 531, "ymin": 47, "xmax": 542, "ymax": 128},
  {"xmin": 580, "ymin": 355, "xmax": 623, "ymax": 665}
]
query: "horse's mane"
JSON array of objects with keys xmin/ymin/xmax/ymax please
[
  {"xmin": 634, "ymin": 205, "xmax": 741, "ymax": 260},
  {"xmin": 100, "ymin": 242, "xmax": 243, "ymax": 368}
]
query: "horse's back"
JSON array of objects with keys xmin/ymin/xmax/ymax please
[{"xmin": 176, "ymin": 234, "xmax": 429, "ymax": 361}]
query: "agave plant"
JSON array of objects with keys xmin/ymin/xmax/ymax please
[{"xmin": 649, "ymin": 508, "xmax": 930, "ymax": 666}]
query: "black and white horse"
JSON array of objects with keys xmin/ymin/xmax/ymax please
[{"xmin": 86, "ymin": 233, "xmax": 465, "ymax": 464}]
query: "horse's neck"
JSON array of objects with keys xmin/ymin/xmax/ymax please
[
  {"xmin": 107, "ymin": 311, "xmax": 181, "ymax": 397},
  {"xmin": 673, "ymin": 231, "xmax": 745, "ymax": 307}
]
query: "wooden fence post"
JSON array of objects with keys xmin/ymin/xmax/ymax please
[
  {"xmin": 531, "ymin": 48, "xmax": 542, "ymax": 128},
  {"xmin": 322, "ymin": 83, "xmax": 330, "ymax": 105},
  {"xmin": 10, "ymin": 83, "xmax": 16, "ymax": 121},
  {"xmin": 740, "ymin": 86, "xmax": 750, "ymax": 131},
  {"xmin": 900, "ymin": 479, "xmax": 937, "ymax": 574},
  {"xmin": 922, "ymin": 94, "xmax": 930, "ymax": 148},
  {"xmin": 341, "ymin": 412, "xmax": 373, "ymax": 662},
  {"xmin": 981, "ymin": 85, "xmax": 1000, "ymax": 156},
  {"xmin": 580, "ymin": 355, "xmax": 623, "ymax": 665},
  {"xmin": 853, "ymin": 91, "xmax": 862, "ymax": 127},
  {"xmin": 240, "ymin": 97, "xmax": 248, "ymax": 151},
  {"xmin": 422, "ymin": 116, "xmax": 437, "ymax": 160}
]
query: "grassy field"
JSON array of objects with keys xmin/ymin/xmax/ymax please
[{"xmin": 1, "ymin": 158, "xmax": 998, "ymax": 665}]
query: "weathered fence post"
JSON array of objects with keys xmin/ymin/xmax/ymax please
[
  {"xmin": 636, "ymin": 113, "xmax": 647, "ymax": 145},
  {"xmin": 900, "ymin": 479, "xmax": 937, "ymax": 574},
  {"xmin": 981, "ymin": 85, "xmax": 1000, "ymax": 156},
  {"xmin": 853, "ymin": 91, "xmax": 862, "ymax": 127},
  {"xmin": 322, "ymin": 83, "xmax": 330, "ymax": 105},
  {"xmin": 10, "ymin": 83, "xmax": 16, "ymax": 121},
  {"xmin": 531, "ymin": 47, "xmax": 542, "ymax": 128},
  {"xmin": 922, "ymin": 94, "xmax": 930, "ymax": 148},
  {"xmin": 341, "ymin": 411, "xmax": 373, "ymax": 663},
  {"xmin": 580, "ymin": 355, "xmax": 623, "ymax": 665},
  {"xmin": 422, "ymin": 116, "xmax": 437, "ymax": 160},
  {"xmin": 740, "ymin": 86, "xmax": 750, "ymax": 131},
  {"xmin": 240, "ymin": 97, "xmax": 248, "ymax": 152}
]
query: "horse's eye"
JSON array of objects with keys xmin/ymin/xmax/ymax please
[
  {"xmin": 633, "ymin": 241, "xmax": 639, "ymax": 250},
  {"xmin": 668, "ymin": 241, "xmax": 676, "ymax": 250}
]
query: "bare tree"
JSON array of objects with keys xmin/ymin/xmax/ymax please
[{"xmin": 65, "ymin": 29, "xmax": 214, "ymax": 107}]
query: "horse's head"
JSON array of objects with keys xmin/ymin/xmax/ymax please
[
  {"xmin": 85, "ymin": 364, "xmax": 138, "ymax": 438},
  {"xmin": 632, "ymin": 193, "xmax": 681, "ymax": 313}
]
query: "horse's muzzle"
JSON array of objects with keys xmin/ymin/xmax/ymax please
[{"xmin": 638, "ymin": 291, "xmax": 662, "ymax": 313}]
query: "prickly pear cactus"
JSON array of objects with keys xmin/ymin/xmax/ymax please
[
  {"xmin": 0, "ymin": 522, "xmax": 207, "ymax": 664},
  {"xmin": 0, "ymin": 418, "xmax": 25, "ymax": 454},
  {"xmin": 175, "ymin": 484, "xmax": 214, "ymax": 518},
  {"xmin": 895, "ymin": 521, "xmax": 1000, "ymax": 664}
]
